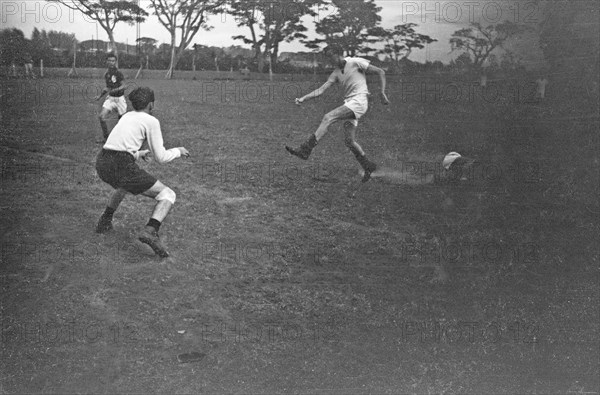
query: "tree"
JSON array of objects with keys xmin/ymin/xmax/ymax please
[
  {"xmin": 46, "ymin": 30, "xmax": 76, "ymax": 50},
  {"xmin": 305, "ymin": 0, "xmax": 381, "ymax": 56},
  {"xmin": 0, "ymin": 28, "xmax": 28, "ymax": 66},
  {"xmin": 370, "ymin": 23, "xmax": 436, "ymax": 68},
  {"xmin": 229, "ymin": 0, "xmax": 319, "ymax": 73},
  {"xmin": 452, "ymin": 51, "xmax": 473, "ymax": 71},
  {"xmin": 149, "ymin": 0, "xmax": 225, "ymax": 79},
  {"xmin": 30, "ymin": 28, "xmax": 54, "ymax": 64},
  {"xmin": 449, "ymin": 21, "xmax": 529, "ymax": 68},
  {"xmin": 46, "ymin": 0, "xmax": 147, "ymax": 58}
]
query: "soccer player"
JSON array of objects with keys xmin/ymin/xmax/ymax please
[
  {"xmin": 95, "ymin": 87, "xmax": 190, "ymax": 258},
  {"xmin": 285, "ymin": 44, "xmax": 390, "ymax": 182},
  {"xmin": 94, "ymin": 53, "xmax": 127, "ymax": 143}
]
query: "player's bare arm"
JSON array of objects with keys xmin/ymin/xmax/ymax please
[
  {"xmin": 296, "ymin": 80, "xmax": 334, "ymax": 104},
  {"xmin": 366, "ymin": 64, "xmax": 390, "ymax": 105}
]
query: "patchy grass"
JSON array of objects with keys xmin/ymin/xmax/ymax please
[{"xmin": 1, "ymin": 73, "xmax": 598, "ymax": 394}]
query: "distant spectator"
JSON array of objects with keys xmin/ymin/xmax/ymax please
[
  {"xmin": 480, "ymin": 72, "xmax": 487, "ymax": 87},
  {"xmin": 240, "ymin": 64, "xmax": 250, "ymax": 79},
  {"xmin": 23, "ymin": 52, "xmax": 35, "ymax": 79},
  {"xmin": 536, "ymin": 76, "xmax": 548, "ymax": 100},
  {"xmin": 10, "ymin": 61, "xmax": 18, "ymax": 78}
]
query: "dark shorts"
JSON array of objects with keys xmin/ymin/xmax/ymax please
[{"xmin": 96, "ymin": 149, "xmax": 157, "ymax": 195}]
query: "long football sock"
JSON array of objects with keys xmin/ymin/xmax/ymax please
[{"xmin": 147, "ymin": 218, "xmax": 161, "ymax": 232}]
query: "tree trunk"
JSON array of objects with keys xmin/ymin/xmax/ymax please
[
  {"xmin": 253, "ymin": 42, "xmax": 263, "ymax": 73},
  {"xmin": 268, "ymin": 55, "xmax": 273, "ymax": 81},
  {"xmin": 166, "ymin": 31, "xmax": 177, "ymax": 79},
  {"xmin": 257, "ymin": 55, "xmax": 265, "ymax": 73},
  {"xmin": 271, "ymin": 41, "xmax": 279, "ymax": 66},
  {"xmin": 107, "ymin": 31, "xmax": 118, "ymax": 66}
]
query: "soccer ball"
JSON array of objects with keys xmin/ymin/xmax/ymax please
[{"xmin": 442, "ymin": 152, "xmax": 462, "ymax": 170}]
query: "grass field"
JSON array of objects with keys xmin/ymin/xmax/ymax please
[{"xmin": 1, "ymin": 71, "xmax": 598, "ymax": 393}]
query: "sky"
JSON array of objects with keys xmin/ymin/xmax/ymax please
[{"xmin": 1, "ymin": 0, "xmax": 543, "ymax": 65}]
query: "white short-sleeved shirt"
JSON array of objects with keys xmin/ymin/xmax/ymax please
[
  {"xmin": 327, "ymin": 57, "xmax": 371, "ymax": 100},
  {"xmin": 103, "ymin": 111, "xmax": 181, "ymax": 164}
]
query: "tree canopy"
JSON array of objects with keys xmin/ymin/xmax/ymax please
[
  {"xmin": 305, "ymin": 0, "xmax": 381, "ymax": 56},
  {"xmin": 450, "ymin": 21, "xmax": 528, "ymax": 67},
  {"xmin": 149, "ymin": 0, "xmax": 225, "ymax": 78},
  {"xmin": 229, "ymin": 0, "xmax": 319, "ymax": 73},
  {"xmin": 47, "ymin": 0, "xmax": 148, "ymax": 57},
  {"xmin": 369, "ymin": 23, "xmax": 436, "ymax": 65}
]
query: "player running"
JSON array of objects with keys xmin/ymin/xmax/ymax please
[
  {"xmin": 285, "ymin": 44, "xmax": 390, "ymax": 182},
  {"xmin": 95, "ymin": 87, "xmax": 190, "ymax": 258},
  {"xmin": 94, "ymin": 52, "xmax": 127, "ymax": 143}
]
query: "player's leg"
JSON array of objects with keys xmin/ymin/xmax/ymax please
[
  {"xmin": 286, "ymin": 105, "xmax": 354, "ymax": 160},
  {"xmin": 98, "ymin": 106, "xmax": 112, "ymax": 142},
  {"xmin": 315, "ymin": 105, "xmax": 355, "ymax": 140},
  {"xmin": 141, "ymin": 181, "xmax": 175, "ymax": 222},
  {"xmin": 96, "ymin": 188, "xmax": 128, "ymax": 233},
  {"xmin": 344, "ymin": 120, "xmax": 377, "ymax": 182},
  {"xmin": 138, "ymin": 181, "xmax": 177, "ymax": 258},
  {"xmin": 117, "ymin": 96, "xmax": 127, "ymax": 120}
]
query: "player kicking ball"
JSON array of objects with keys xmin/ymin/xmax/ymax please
[
  {"xmin": 95, "ymin": 87, "xmax": 190, "ymax": 258},
  {"xmin": 285, "ymin": 44, "xmax": 390, "ymax": 182}
]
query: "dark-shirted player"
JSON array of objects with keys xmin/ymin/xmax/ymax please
[
  {"xmin": 94, "ymin": 53, "xmax": 127, "ymax": 143},
  {"xmin": 95, "ymin": 87, "xmax": 190, "ymax": 258}
]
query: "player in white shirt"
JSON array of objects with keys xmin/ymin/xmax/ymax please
[
  {"xmin": 285, "ymin": 44, "xmax": 390, "ymax": 182},
  {"xmin": 95, "ymin": 87, "xmax": 190, "ymax": 258}
]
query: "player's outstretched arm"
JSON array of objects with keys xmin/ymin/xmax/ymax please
[
  {"xmin": 108, "ymin": 82, "xmax": 128, "ymax": 97},
  {"xmin": 94, "ymin": 82, "xmax": 127, "ymax": 100},
  {"xmin": 366, "ymin": 64, "xmax": 390, "ymax": 105},
  {"xmin": 296, "ymin": 80, "xmax": 334, "ymax": 105},
  {"xmin": 94, "ymin": 88, "xmax": 108, "ymax": 101},
  {"xmin": 146, "ymin": 119, "xmax": 190, "ymax": 164}
]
